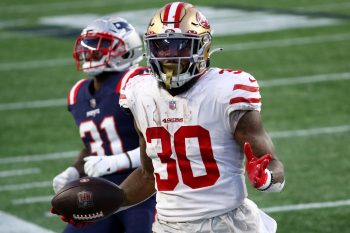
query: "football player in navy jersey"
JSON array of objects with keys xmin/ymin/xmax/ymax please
[{"xmin": 52, "ymin": 17, "xmax": 155, "ymax": 233}]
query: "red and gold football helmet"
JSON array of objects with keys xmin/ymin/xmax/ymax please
[{"xmin": 144, "ymin": 2, "xmax": 212, "ymax": 89}]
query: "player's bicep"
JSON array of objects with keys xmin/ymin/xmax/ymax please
[{"xmin": 233, "ymin": 110, "xmax": 275, "ymax": 157}]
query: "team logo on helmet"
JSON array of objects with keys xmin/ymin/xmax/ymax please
[
  {"xmin": 77, "ymin": 191, "xmax": 94, "ymax": 209},
  {"xmin": 112, "ymin": 21, "xmax": 131, "ymax": 32},
  {"xmin": 165, "ymin": 29, "xmax": 176, "ymax": 33},
  {"xmin": 196, "ymin": 11, "xmax": 210, "ymax": 29}
]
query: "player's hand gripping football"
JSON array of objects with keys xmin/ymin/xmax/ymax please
[
  {"xmin": 52, "ymin": 148, "xmax": 90, "ymax": 193},
  {"xmin": 52, "ymin": 167, "xmax": 79, "ymax": 194},
  {"xmin": 50, "ymin": 207, "xmax": 93, "ymax": 228},
  {"xmin": 244, "ymin": 142, "xmax": 273, "ymax": 190}
]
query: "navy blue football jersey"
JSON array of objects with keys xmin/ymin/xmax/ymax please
[
  {"xmin": 67, "ymin": 67, "xmax": 148, "ymax": 158},
  {"xmin": 64, "ymin": 67, "xmax": 156, "ymax": 233}
]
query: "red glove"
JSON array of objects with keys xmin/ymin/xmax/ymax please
[
  {"xmin": 50, "ymin": 207, "xmax": 94, "ymax": 228},
  {"xmin": 244, "ymin": 142, "xmax": 273, "ymax": 190}
]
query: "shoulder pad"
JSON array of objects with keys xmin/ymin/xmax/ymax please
[
  {"xmin": 116, "ymin": 66, "xmax": 150, "ymax": 94},
  {"xmin": 67, "ymin": 79, "xmax": 88, "ymax": 106},
  {"xmin": 212, "ymin": 68, "xmax": 261, "ymax": 111}
]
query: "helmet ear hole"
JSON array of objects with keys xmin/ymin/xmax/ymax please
[
  {"xmin": 206, "ymin": 59, "xmax": 210, "ymax": 68},
  {"xmin": 122, "ymin": 51, "xmax": 131, "ymax": 59}
]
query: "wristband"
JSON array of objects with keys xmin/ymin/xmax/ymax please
[
  {"xmin": 257, "ymin": 169, "xmax": 272, "ymax": 191},
  {"xmin": 262, "ymin": 179, "xmax": 285, "ymax": 192},
  {"xmin": 259, "ymin": 169, "xmax": 285, "ymax": 192}
]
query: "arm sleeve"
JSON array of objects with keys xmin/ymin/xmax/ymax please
[
  {"xmin": 221, "ymin": 71, "xmax": 262, "ymax": 132},
  {"xmin": 125, "ymin": 147, "xmax": 141, "ymax": 169},
  {"xmin": 226, "ymin": 72, "xmax": 262, "ymax": 114},
  {"xmin": 109, "ymin": 147, "xmax": 141, "ymax": 172}
]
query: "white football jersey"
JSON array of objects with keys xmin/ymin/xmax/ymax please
[{"xmin": 122, "ymin": 68, "xmax": 262, "ymax": 222}]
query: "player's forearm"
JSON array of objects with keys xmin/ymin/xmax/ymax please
[
  {"xmin": 119, "ymin": 120, "xmax": 156, "ymax": 206},
  {"xmin": 250, "ymin": 136, "xmax": 285, "ymax": 184},
  {"xmin": 120, "ymin": 167, "xmax": 156, "ymax": 207},
  {"xmin": 72, "ymin": 148, "xmax": 90, "ymax": 177}
]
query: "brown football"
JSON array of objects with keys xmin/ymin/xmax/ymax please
[{"xmin": 51, "ymin": 177, "xmax": 125, "ymax": 222}]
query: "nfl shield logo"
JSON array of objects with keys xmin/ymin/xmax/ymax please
[
  {"xmin": 90, "ymin": 99, "xmax": 96, "ymax": 108},
  {"xmin": 169, "ymin": 100, "xmax": 176, "ymax": 110},
  {"xmin": 77, "ymin": 191, "xmax": 93, "ymax": 209}
]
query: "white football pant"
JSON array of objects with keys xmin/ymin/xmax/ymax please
[{"xmin": 152, "ymin": 198, "xmax": 277, "ymax": 233}]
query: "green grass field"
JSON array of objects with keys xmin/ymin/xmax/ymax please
[{"xmin": 0, "ymin": 0, "xmax": 349, "ymax": 232}]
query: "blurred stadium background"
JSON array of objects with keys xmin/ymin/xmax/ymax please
[{"xmin": 0, "ymin": 0, "xmax": 349, "ymax": 232}]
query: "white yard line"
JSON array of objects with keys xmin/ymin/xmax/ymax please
[
  {"xmin": 1, "ymin": 72, "xmax": 349, "ymax": 111},
  {"xmin": 270, "ymin": 125, "xmax": 350, "ymax": 138},
  {"xmin": 0, "ymin": 98, "xmax": 66, "ymax": 111},
  {"xmin": 0, "ymin": 210, "xmax": 55, "ymax": 233},
  {"xmin": 0, "ymin": 32, "xmax": 44, "ymax": 40},
  {"xmin": 0, "ymin": 19, "xmax": 29, "ymax": 29},
  {"xmin": 260, "ymin": 72, "xmax": 350, "ymax": 87},
  {"xmin": 12, "ymin": 195, "xmax": 53, "ymax": 205},
  {"xmin": 218, "ymin": 33, "xmax": 350, "ymax": 51},
  {"xmin": 0, "ymin": 181, "xmax": 52, "ymax": 192},
  {"xmin": 0, "ymin": 58, "xmax": 71, "ymax": 71},
  {"xmin": 0, "ymin": 168, "xmax": 40, "ymax": 178},
  {"xmin": 262, "ymin": 199, "xmax": 350, "ymax": 213},
  {"xmin": 0, "ymin": 151, "xmax": 76, "ymax": 164}
]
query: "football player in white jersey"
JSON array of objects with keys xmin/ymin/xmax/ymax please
[
  {"xmin": 119, "ymin": 2, "xmax": 284, "ymax": 233},
  {"xmin": 116, "ymin": 2, "xmax": 286, "ymax": 233}
]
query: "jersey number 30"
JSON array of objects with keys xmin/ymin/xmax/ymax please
[{"xmin": 146, "ymin": 125, "xmax": 220, "ymax": 191}]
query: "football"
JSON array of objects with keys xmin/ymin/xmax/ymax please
[{"xmin": 51, "ymin": 177, "xmax": 125, "ymax": 222}]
